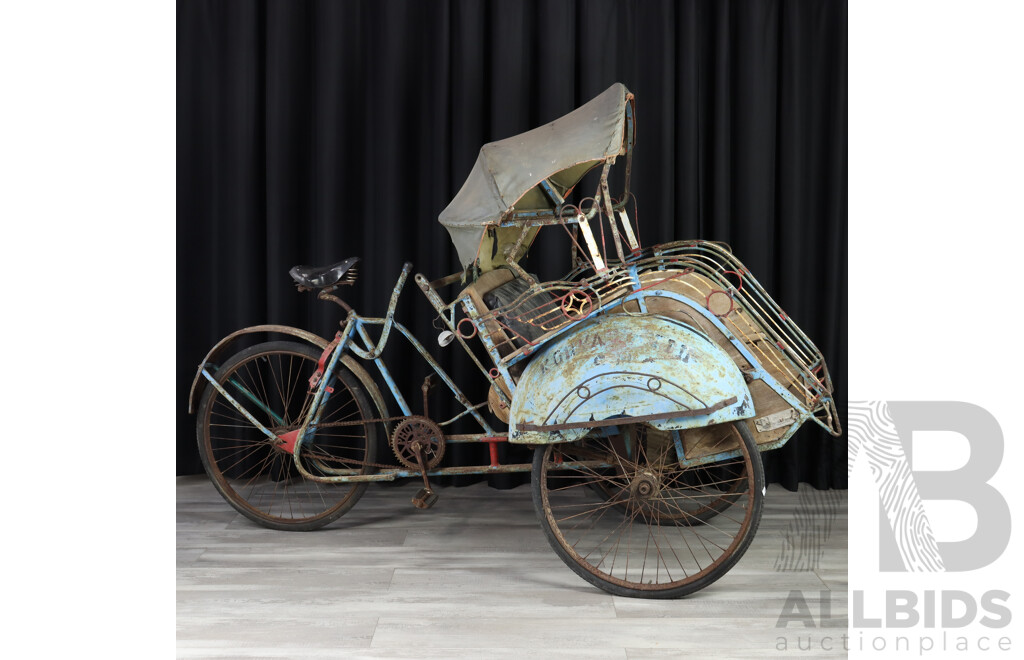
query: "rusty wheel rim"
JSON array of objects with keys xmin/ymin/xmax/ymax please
[{"xmin": 538, "ymin": 423, "xmax": 760, "ymax": 594}]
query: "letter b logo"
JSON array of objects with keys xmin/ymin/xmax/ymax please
[{"xmin": 848, "ymin": 401, "xmax": 1010, "ymax": 571}]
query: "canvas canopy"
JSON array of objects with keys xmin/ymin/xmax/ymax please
[{"xmin": 439, "ymin": 83, "xmax": 633, "ymax": 269}]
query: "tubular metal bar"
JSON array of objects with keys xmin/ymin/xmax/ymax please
[
  {"xmin": 505, "ymin": 223, "xmax": 537, "ymax": 285},
  {"xmin": 444, "ymin": 434, "xmax": 507, "ymax": 443},
  {"xmin": 437, "ymin": 402, "xmax": 490, "ymax": 427},
  {"xmin": 576, "ymin": 215, "xmax": 607, "ymax": 272},
  {"xmin": 225, "ymin": 375, "xmax": 286, "ymax": 427},
  {"xmin": 415, "ymin": 273, "xmax": 450, "ymax": 314},
  {"xmin": 414, "ymin": 274, "xmax": 501, "ymax": 397},
  {"xmin": 290, "ymin": 460, "xmax": 614, "ymax": 484},
  {"xmin": 345, "ymin": 262, "xmax": 412, "ymax": 360},
  {"xmin": 538, "ymin": 178, "xmax": 565, "ymax": 206},
  {"xmin": 427, "ymin": 271, "xmax": 464, "ymax": 290},
  {"xmin": 355, "ymin": 321, "xmax": 412, "ymax": 416},
  {"xmin": 459, "ymin": 296, "xmax": 518, "ymax": 397},
  {"xmin": 598, "ymin": 161, "xmax": 627, "ymax": 264},
  {"xmin": 200, "ymin": 368, "xmax": 279, "ymax": 442},
  {"xmin": 503, "ymin": 197, "xmax": 629, "ymax": 226},
  {"xmin": 623, "ymin": 95, "xmax": 635, "ymax": 192},
  {"xmin": 392, "ymin": 320, "xmax": 497, "ymax": 437},
  {"xmin": 296, "ymin": 319, "xmax": 359, "ymax": 454},
  {"xmin": 501, "ymin": 209, "xmax": 579, "ymax": 226},
  {"xmin": 451, "ymin": 327, "xmax": 498, "ymax": 387}
]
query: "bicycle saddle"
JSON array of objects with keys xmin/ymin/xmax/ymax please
[{"xmin": 289, "ymin": 257, "xmax": 360, "ymax": 289}]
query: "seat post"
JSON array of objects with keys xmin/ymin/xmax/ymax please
[{"xmin": 317, "ymin": 289, "xmax": 353, "ymax": 314}]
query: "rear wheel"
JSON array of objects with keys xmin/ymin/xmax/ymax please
[
  {"xmin": 533, "ymin": 421, "xmax": 764, "ymax": 598},
  {"xmin": 196, "ymin": 341, "xmax": 377, "ymax": 531}
]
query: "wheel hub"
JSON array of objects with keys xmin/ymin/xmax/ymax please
[
  {"xmin": 630, "ymin": 470, "xmax": 661, "ymax": 500},
  {"xmin": 273, "ymin": 428, "xmax": 301, "ymax": 455}
]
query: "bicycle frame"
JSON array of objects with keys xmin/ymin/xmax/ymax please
[{"xmin": 198, "ymin": 263, "xmax": 616, "ymax": 485}]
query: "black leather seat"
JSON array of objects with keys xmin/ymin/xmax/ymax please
[{"xmin": 289, "ymin": 257, "xmax": 360, "ymax": 289}]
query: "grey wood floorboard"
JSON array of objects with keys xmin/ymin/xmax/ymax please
[{"xmin": 178, "ymin": 475, "xmax": 848, "ymax": 659}]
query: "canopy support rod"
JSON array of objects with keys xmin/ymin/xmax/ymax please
[
  {"xmin": 598, "ymin": 161, "xmax": 627, "ymax": 264},
  {"xmin": 624, "ymin": 94, "xmax": 635, "ymax": 193},
  {"xmin": 576, "ymin": 213, "xmax": 606, "ymax": 272},
  {"xmin": 538, "ymin": 179, "xmax": 565, "ymax": 206},
  {"xmin": 504, "ymin": 223, "xmax": 538, "ymax": 285}
]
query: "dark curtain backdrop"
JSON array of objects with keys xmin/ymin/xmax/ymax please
[{"xmin": 177, "ymin": 0, "xmax": 847, "ymax": 490}]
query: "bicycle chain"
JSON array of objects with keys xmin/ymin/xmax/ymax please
[
  {"xmin": 298, "ymin": 451, "xmax": 398, "ymax": 471},
  {"xmin": 298, "ymin": 415, "xmax": 423, "ymax": 471}
]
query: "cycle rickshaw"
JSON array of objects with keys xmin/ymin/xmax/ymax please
[{"xmin": 189, "ymin": 83, "xmax": 841, "ymax": 598}]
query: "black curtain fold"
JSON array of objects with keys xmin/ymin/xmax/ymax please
[{"xmin": 177, "ymin": 0, "xmax": 848, "ymax": 489}]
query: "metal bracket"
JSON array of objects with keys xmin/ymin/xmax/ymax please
[{"xmin": 518, "ymin": 397, "xmax": 738, "ymax": 432}]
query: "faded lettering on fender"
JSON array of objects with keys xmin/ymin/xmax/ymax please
[{"xmin": 540, "ymin": 326, "xmax": 690, "ymax": 374}]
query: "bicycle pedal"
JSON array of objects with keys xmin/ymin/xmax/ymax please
[{"xmin": 412, "ymin": 487, "xmax": 439, "ymax": 509}]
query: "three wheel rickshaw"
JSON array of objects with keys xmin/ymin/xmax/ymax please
[{"xmin": 189, "ymin": 83, "xmax": 841, "ymax": 598}]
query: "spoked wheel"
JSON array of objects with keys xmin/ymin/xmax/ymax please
[
  {"xmin": 533, "ymin": 421, "xmax": 764, "ymax": 598},
  {"xmin": 196, "ymin": 341, "xmax": 378, "ymax": 531}
]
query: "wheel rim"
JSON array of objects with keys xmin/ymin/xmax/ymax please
[
  {"xmin": 538, "ymin": 423, "xmax": 760, "ymax": 594},
  {"xmin": 200, "ymin": 345, "xmax": 373, "ymax": 526}
]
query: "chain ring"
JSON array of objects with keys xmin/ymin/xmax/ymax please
[{"xmin": 391, "ymin": 415, "xmax": 446, "ymax": 470}]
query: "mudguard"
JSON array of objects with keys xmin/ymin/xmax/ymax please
[
  {"xmin": 508, "ymin": 314, "xmax": 754, "ymax": 444},
  {"xmin": 187, "ymin": 324, "xmax": 389, "ymax": 424}
]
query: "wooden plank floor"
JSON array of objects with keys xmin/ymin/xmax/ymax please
[{"xmin": 177, "ymin": 476, "xmax": 847, "ymax": 659}]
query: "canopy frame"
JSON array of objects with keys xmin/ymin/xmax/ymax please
[{"xmin": 439, "ymin": 83, "xmax": 641, "ymax": 274}]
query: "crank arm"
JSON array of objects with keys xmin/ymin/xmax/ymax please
[{"xmin": 411, "ymin": 446, "xmax": 439, "ymax": 509}]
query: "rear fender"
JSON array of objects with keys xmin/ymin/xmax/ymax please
[
  {"xmin": 187, "ymin": 324, "xmax": 389, "ymax": 423},
  {"xmin": 508, "ymin": 314, "xmax": 753, "ymax": 444}
]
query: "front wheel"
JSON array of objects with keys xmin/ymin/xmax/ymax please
[
  {"xmin": 532, "ymin": 421, "xmax": 764, "ymax": 598},
  {"xmin": 196, "ymin": 341, "xmax": 378, "ymax": 531}
]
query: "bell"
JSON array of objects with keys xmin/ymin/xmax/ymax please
[{"xmin": 437, "ymin": 330, "xmax": 455, "ymax": 347}]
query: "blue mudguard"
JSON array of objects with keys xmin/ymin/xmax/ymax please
[{"xmin": 508, "ymin": 314, "xmax": 754, "ymax": 444}]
